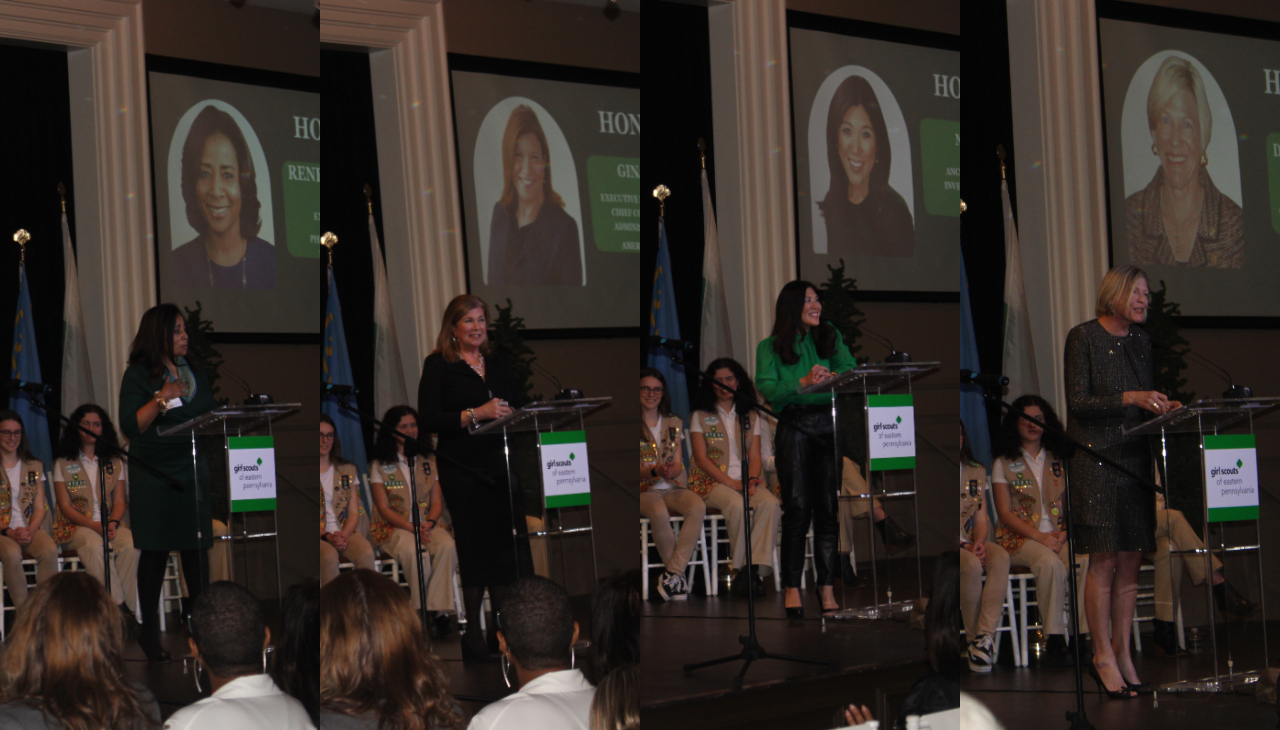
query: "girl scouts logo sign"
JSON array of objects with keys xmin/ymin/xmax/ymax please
[
  {"xmin": 1203, "ymin": 434, "xmax": 1259, "ymax": 522},
  {"xmin": 228, "ymin": 436, "xmax": 277, "ymax": 512},
  {"xmin": 540, "ymin": 430, "xmax": 591, "ymax": 508},
  {"xmin": 867, "ymin": 394, "xmax": 915, "ymax": 471}
]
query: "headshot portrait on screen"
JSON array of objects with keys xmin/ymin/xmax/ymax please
[
  {"xmin": 171, "ymin": 104, "xmax": 277, "ymax": 290},
  {"xmin": 485, "ymin": 104, "xmax": 583, "ymax": 287},
  {"xmin": 815, "ymin": 73, "xmax": 914, "ymax": 259},
  {"xmin": 1124, "ymin": 54, "xmax": 1243, "ymax": 268}
]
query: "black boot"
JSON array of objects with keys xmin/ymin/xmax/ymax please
[
  {"xmin": 1214, "ymin": 580, "xmax": 1259, "ymax": 620},
  {"xmin": 875, "ymin": 515, "xmax": 917, "ymax": 556},
  {"xmin": 839, "ymin": 553, "xmax": 864, "ymax": 588},
  {"xmin": 1041, "ymin": 634, "xmax": 1076, "ymax": 667},
  {"xmin": 731, "ymin": 565, "xmax": 765, "ymax": 597},
  {"xmin": 1149, "ymin": 619, "xmax": 1187, "ymax": 657}
]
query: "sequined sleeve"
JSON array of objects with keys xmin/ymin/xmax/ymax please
[{"xmin": 1064, "ymin": 324, "xmax": 1125, "ymax": 421}]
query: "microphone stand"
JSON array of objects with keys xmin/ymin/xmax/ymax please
[
  {"xmin": 331, "ymin": 398, "xmax": 493, "ymax": 636},
  {"xmin": 979, "ymin": 388, "xmax": 1161, "ymax": 730},
  {"xmin": 674, "ymin": 352, "xmax": 835, "ymax": 689}
]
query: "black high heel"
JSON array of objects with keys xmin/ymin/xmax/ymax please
[
  {"xmin": 1124, "ymin": 681, "xmax": 1156, "ymax": 695},
  {"xmin": 1087, "ymin": 663, "xmax": 1136, "ymax": 699},
  {"xmin": 814, "ymin": 585, "xmax": 840, "ymax": 615},
  {"xmin": 785, "ymin": 605, "xmax": 805, "ymax": 620}
]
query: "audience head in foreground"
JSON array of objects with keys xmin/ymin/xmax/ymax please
[
  {"xmin": 589, "ymin": 665, "xmax": 639, "ymax": 730},
  {"xmin": 0, "ymin": 572, "xmax": 160, "ymax": 730},
  {"xmin": 273, "ymin": 582, "xmax": 321, "ymax": 726},
  {"xmin": 320, "ymin": 569, "xmax": 464, "ymax": 730}
]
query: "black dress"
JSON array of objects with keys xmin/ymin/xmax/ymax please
[
  {"xmin": 486, "ymin": 201, "xmax": 582, "ymax": 286},
  {"xmin": 1064, "ymin": 319, "xmax": 1156, "ymax": 553},
  {"xmin": 417, "ymin": 351, "xmax": 533, "ymax": 587},
  {"xmin": 818, "ymin": 184, "xmax": 915, "ymax": 258}
]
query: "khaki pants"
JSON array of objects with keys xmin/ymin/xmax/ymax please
[
  {"xmin": 640, "ymin": 488, "xmax": 706, "ymax": 574},
  {"xmin": 526, "ymin": 516, "xmax": 549, "ymax": 578},
  {"xmin": 319, "ymin": 531, "xmax": 376, "ymax": 586},
  {"xmin": 960, "ymin": 541, "xmax": 1010, "ymax": 639},
  {"xmin": 380, "ymin": 526, "xmax": 457, "ymax": 611},
  {"xmin": 1150, "ymin": 508, "xmax": 1221, "ymax": 622},
  {"xmin": 65, "ymin": 525, "xmax": 140, "ymax": 611},
  {"xmin": 703, "ymin": 483, "xmax": 780, "ymax": 571},
  {"xmin": 0, "ymin": 529, "xmax": 57, "ymax": 609},
  {"xmin": 210, "ymin": 519, "xmax": 231, "ymax": 583},
  {"xmin": 1009, "ymin": 538, "xmax": 1072, "ymax": 636},
  {"xmin": 838, "ymin": 461, "xmax": 884, "ymax": 552}
]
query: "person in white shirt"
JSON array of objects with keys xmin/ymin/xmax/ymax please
[
  {"xmin": 319, "ymin": 415, "xmax": 375, "ymax": 585},
  {"xmin": 469, "ymin": 576, "xmax": 595, "ymax": 730},
  {"xmin": 164, "ymin": 581, "xmax": 314, "ymax": 730},
  {"xmin": 52, "ymin": 403, "xmax": 140, "ymax": 628},
  {"xmin": 0, "ymin": 410, "xmax": 58, "ymax": 609},
  {"xmin": 639, "ymin": 368, "xmax": 700, "ymax": 602}
]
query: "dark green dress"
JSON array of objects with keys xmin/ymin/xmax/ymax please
[{"xmin": 119, "ymin": 362, "xmax": 216, "ymax": 551}]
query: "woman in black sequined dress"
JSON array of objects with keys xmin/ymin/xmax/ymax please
[{"xmin": 1064, "ymin": 265, "xmax": 1182, "ymax": 697}]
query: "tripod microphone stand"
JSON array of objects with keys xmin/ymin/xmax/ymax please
[{"xmin": 674, "ymin": 355, "xmax": 837, "ymax": 689}]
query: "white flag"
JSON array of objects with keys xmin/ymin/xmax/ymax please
[
  {"xmin": 699, "ymin": 169, "xmax": 733, "ymax": 367},
  {"xmin": 1001, "ymin": 179, "xmax": 1039, "ymax": 399},
  {"xmin": 370, "ymin": 213, "xmax": 409, "ymax": 418},
  {"xmin": 60, "ymin": 212, "xmax": 95, "ymax": 411}
]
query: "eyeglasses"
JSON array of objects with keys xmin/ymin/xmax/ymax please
[
  {"xmin": 640, "ymin": 386, "xmax": 664, "ymax": 395},
  {"xmin": 319, "ymin": 433, "xmax": 336, "ymax": 441},
  {"xmin": 0, "ymin": 430, "xmax": 21, "ymax": 438}
]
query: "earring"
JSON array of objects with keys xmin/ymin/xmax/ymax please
[
  {"xmin": 501, "ymin": 653, "xmax": 513, "ymax": 689},
  {"xmin": 193, "ymin": 662, "xmax": 202, "ymax": 693},
  {"xmin": 570, "ymin": 646, "xmax": 576, "ymax": 669},
  {"xmin": 1200, "ymin": 152, "xmax": 1208, "ymax": 167},
  {"xmin": 1152, "ymin": 142, "xmax": 1158, "ymax": 156},
  {"xmin": 262, "ymin": 651, "xmax": 268, "ymax": 674}
]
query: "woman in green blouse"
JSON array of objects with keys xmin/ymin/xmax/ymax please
[
  {"xmin": 756, "ymin": 281, "xmax": 855, "ymax": 619},
  {"xmin": 119, "ymin": 304, "xmax": 217, "ymax": 661}
]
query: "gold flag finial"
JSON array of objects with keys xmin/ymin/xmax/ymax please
[
  {"xmin": 959, "ymin": 199, "xmax": 967, "ymax": 214},
  {"xmin": 363, "ymin": 184, "xmax": 373, "ymax": 215},
  {"xmin": 321, "ymin": 231, "xmax": 337, "ymax": 268},
  {"xmin": 996, "ymin": 144, "xmax": 1006, "ymax": 180},
  {"xmin": 697, "ymin": 138, "xmax": 706, "ymax": 169},
  {"xmin": 653, "ymin": 185, "xmax": 671, "ymax": 219},
  {"xmin": 57, "ymin": 182, "xmax": 66, "ymax": 214},
  {"xmin": 13, "ymin": 229, "xmax": 30, "ymax": 264}
]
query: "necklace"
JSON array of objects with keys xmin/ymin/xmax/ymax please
[
  {"xmin": 207, "ymin": 239, "xmax": 249, "ymax": 289},
  {"xmin": 466, "ymin": 354, "xmax": 485, "ymax": 375}
]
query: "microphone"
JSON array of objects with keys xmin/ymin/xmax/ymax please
[
  {"xmin": 9, "ymin": 379, "xmax": 52, "ymax": 395},
  {"xmin": 221, "ymin": 363, "xmax": 273, "ymax": 405},
  {"xmin": 531, "ymin": 361, "xmax": 584, "ymax": 401},
  {"xmin": 323, "ymin": 383, "xmax": 359, "ymax": 396},
  {"xmin": 646, "ymin": 335, "xmax": 695, "ymax": 352},
  {"xmin": 860, "ymin": 325, "xmax": 911, "ymax": 363},
  {"xmin": 960, "ymin": 369, "xmax": 1009, "ymax": 389},
  {"xmin": 1152, "ymin": 340, "xmax": 1251, "ymax": 399}
]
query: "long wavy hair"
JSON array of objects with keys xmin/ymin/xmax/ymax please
[
  {"xmin": 127, "ymin": 303, "xmax": 202, "ymax": 381},
  {"xmin": 58, "ymin": 404, "xmax": 120, "ymax": 462},
  {"xmin": 591, "ymin": 571, "xmax": 641, "ymax": 683},
  {"xmin": 996, "ymin": 394, "xmax": 1067, "ymax": 462},
  {"xmin": 0, "ymin": 572, "xmax": 157, "ymax": 730},
  {"xmin": 769, "ymin": 280, "xmax": 836, "ymax": 365},
  {"xmin": 320, "ymin": 414, "xmax": 351, "ymax": 467},
  {"xmin": 691, "ymin": 358, "xmax": 757, "ymax": 415},
  {"xmin": 373, "ymin": 406, "xmax": 418, "ymax": 466},
  {"xmin": 431, "ymin": 294, "xmax": 492, "ymax": 364},
  {"xmin": 0, "ymin": 409, "xmax": 38, "ymax": 464},
  {"xmin": 320, "ymin": 570, "xmax": 465, "ymax": 730}
]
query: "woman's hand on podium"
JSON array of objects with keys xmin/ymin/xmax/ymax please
[
  {"xmin": 1124, "ymin": 390, "xmax": 1172, "ymax": 415},
  {"xmin": 474, "ymin": 398, "xmax": 513, "ymax": 421},
  {"xmin": 799, "ymin": 363, "xmax": 832, "ymax": 388}
]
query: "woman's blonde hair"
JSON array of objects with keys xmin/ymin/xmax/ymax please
[
  {"xmin": 320, "ymin": 570, "xmax": 465, "ymax": 730},
  {"xmin": 1147, "ymin": 55, "xmax": 1213, "ymax": 153},
  {"xmin": 499, "ymin": 105, "xmax": 566, "ymax": 212},
  {"xmin": 589, "ymin": 665, "xmax": 639, "ymax": 730},
  {"xmin": 1096, "ymin": 265, "xmax": 1148, "ymax": 318},
  {"xmin": 432, "ymin": 294, "xmax": 492, "ymax": 363},
  {"xmin": 1, "ymin": 572, "xmax": 157, "ymax": 730}
]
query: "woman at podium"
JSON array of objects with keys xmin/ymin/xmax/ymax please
[
  {"xmin": 418, "ymin": 294, "xmax": 533, "ymax": 662},
  {"xmin": 119, "ymin": 303, "xmax": 217, "ymax": 662},
  {"xmin": 756, "ymin": 281, "xmax": 856, "ymax": 619},
  {"xmin": 1065, "ymin": 265, "xmax": 1181, "ymax": 697}
]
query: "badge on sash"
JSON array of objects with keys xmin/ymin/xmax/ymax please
[
  {"xmin": 705, "ymin": 416, "xmax": 719, "ymax": 426},
  {"xmin": 26, "ymin": 472, "xmax": 37, "ymax": 486},
  {"xmin": 66, "ymin": 463, "xmax": 82, "ymax": 475},
  {"xmin": 1051, "ymin": 462, "xmax": 1062, "ymax": 478},
  {"xmin": 381, "ymin": 463, "xmax": 399, "ymax": 475},
  {"xmin": 423, "ymin": 461, "xmax": 432, "ymax": 477},
  {"xmin": 338, "ymin": 509, "xmax": 348, "ymax": 524},
  {"xmin": 105, "ymin": 462, "xmax": 114, "ymax": 475},
  {"xmin": 340, "ymin": 475, "xmax": 350, "ymax": 488},
  {"xmin": 967, "ymin": 479, "xmax": 979, "ymax": 497}
]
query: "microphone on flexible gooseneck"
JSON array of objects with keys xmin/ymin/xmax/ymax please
[
  {"xmin": 1151, "ymin": 339, "xmax": 1251, "ymax": 399},
  {"xmin": 859, "ymin": 325, "xmax": 911, "ymax": 363}
]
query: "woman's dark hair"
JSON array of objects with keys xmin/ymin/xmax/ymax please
[
  {"xmin": 373, "ymin": 405, "xmax": 418, "ymax": 465},
  {"xmin": 770, "ymin": 280, "xmax": 836, "ymax": 365},
  {"xmin": 181, "ymin": 105, "xmax": 262, "ymax": 239},
  {"xmin": 320, "ymin": 414, "xmax": 351, "ymax": 467},
  {"xmin": 190, "ymin": 581, "xmax": 266, "ymax": 678},
  {"xmin": 926, "ymin": 551, "xmax": 963, "ymax": 676},
  {"xmin": 997, "ymin": 394, "xmax": 1067, "ymax": 461},
  {"xmin": 58, "ymin": 404, "xmax": 120, "ymax": 462},
  {"xmin": 691, "ymin": 358, "xmax": 757, "ymax": 415},
  {"xmin": 500, "ymin": 576, "xmax": 575, "ymax": 670},
  {"xmin": 272, "ymin": 582, "xmax": 320, "ymax": 726},
  {"xmin": 127, "ymin": 303, "xmax": 201, "ymax": 380},
  {"xmin": 639, "ymin": 367, "xmax": 672, "ymax": 417},
  {"xmin": 590, "ymin": 570, "xmax": 640, "ymax": 683},
  {"xmin": 0, "ymin": 410, "xmax": 39, "ymax": 464},
  {"xmin": 820, "ymin": 75, "xmax": 892, "ymax": 211}
]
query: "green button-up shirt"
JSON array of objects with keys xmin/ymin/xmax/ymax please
[{"xmin": 755, "ymin": 330, "xmax": 857, "ymax": 410}]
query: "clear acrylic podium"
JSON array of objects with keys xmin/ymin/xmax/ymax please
[
  {"xmin": 159, "ymin": 403, "xmax": 300, "ymax": 600},
  {"xmin": 1123, "ymin": 397, "xmax": 1279, "ymax": 693},
  {"xmin": 799, "ymin": 361, "xmax": 939, "ymax": 620},
  {"xmin": 469, "ymin": 397, "xmax": 611, "ymax": 589}
]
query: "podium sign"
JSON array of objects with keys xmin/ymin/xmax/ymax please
[
  {"xmin": 228, "ymin": 436, "xmax": 277, "ymax": 512},
  {"xmin": 867, "ymin": 394, "xmax": 916, "ymax": 471},
  {"xmin": 540, "ymin": 430, "xmax": 591, "ymax": 508},
  {"xmin": 1204, "ymin": 434, "xmax": 1259, "ymax": 522}
]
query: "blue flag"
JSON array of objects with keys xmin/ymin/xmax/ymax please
[
  {"xmin": 647, "ymin": 220, "xmax": 690, "ymax": 422},
  {"xmin": 10, "ymin": 264, "xmax": 51, "ymax": 469},
  {"xmin": 323, "ymin": 269, "xmax": 369, "ymax": 471},
  {"xmin": 960, "ymin": 252, "xmax": 992, "ymax": 468}
]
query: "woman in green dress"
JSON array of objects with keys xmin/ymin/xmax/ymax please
[{"xmin": 119, "ymin": 303, "xmax": 216, "ymax": 661}]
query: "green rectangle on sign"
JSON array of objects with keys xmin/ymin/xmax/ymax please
[
  {"xmin": 867, "ymin": 394, "xmax": 913, "ymax": 408},
  {"xmin": 540, "ymin": 430, "xmax": 586, "ymax": 446},
  {"xmin": 920, "ymin": 119, "xmax": 960, "ymax": 217},
  {"xmin": 231, "ymin": 498, "xmax": 277, "ymax": 513},
  {"xmin": 1208, "ymin": 505, "xmax": 1259, "ymax": 522},
  {"xmin": 870, "ymin": 456, "xmax": 916, "ymax": 471},
  {"xmin": 1204, "ymin": 434, "xmax": 1255, "ymax": 450},
  {"xmin": 546, "ymin": 493, "xmax": 591, "ymax": 508},
  {"xmin": 229, "ymin": 436, "xmax": 274, "ymax": 449},
  {"xmin": 586, "ymin": 156, "xmax": 640, "ymax": 252},
  {"xmin": 282, "ymin": 161, "xmax": 321, "ymax": 258},
  {"xmin": 1268, "ymin": 133, "xmax": 1280, "ymax": 235}
]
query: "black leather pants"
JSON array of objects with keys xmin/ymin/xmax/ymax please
[{"xmin": 776, "ymin": 405, "xmax": 839, "ymax": 587}]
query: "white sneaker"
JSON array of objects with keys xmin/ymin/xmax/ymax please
[
  {"xmin": 658, "ymin": 569, "xmax": 688, "ymax": 601},
  {"xmin": 967, "ymin": 634, "xmax": 994, "ymax": 673}
]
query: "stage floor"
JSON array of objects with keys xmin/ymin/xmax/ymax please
[{"xmin": 960, "ymin": 620, "xmax": 1280, "ymax": 729}]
